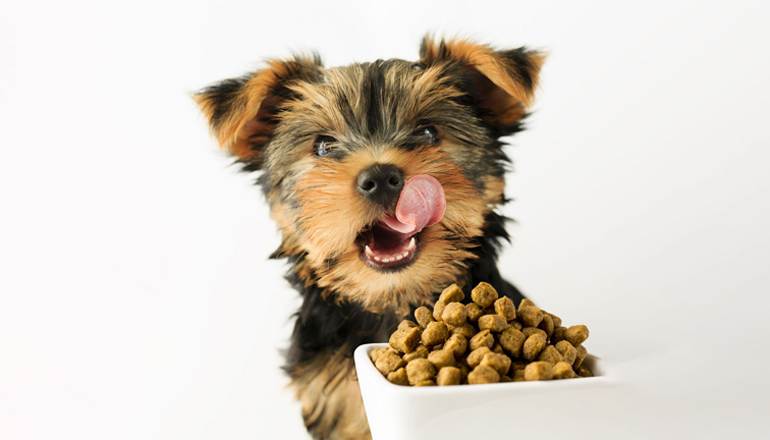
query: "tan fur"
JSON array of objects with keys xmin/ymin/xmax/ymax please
[
  {"xmin": 291, "ymin": 145, "xmax": 490, "ymax": 314},
  {"xmin": 291, "ymin": 353, "xmax": 371, "ymax": 440}
]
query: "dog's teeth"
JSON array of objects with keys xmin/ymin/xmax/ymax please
[
  {"xmin": 374, "ymin": 256, "xmax": 381, "ymax": 262},
  {"xmin": 396, "ymin": 255, "xmax": 403, "ymax": 261},
  {"xmin": 382, "ymin": 258, "xmax": 390, "ymax": 263},
  {"xmin": 407, "ymin": 237, "xmax": 416, "ymax": 251},
  {"xmin": 403, "ymin": 251, "xmax": 410, "ymax": 258},
  {"xmin": 365, "ymin": 245, "xmax": 375, "ymax": 258}
]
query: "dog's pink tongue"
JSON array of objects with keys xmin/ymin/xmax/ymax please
[{"xmin": 381, "ymin": 175, "xmax": 446, "ymax": 234}]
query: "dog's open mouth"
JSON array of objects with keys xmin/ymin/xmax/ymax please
[{"xmin": 357, "ymin": 175, "xmax": 446, "ymax": 271}]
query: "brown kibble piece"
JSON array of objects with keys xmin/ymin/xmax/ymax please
[
  {"xmin": 427, "ymin": 349, "xmax": 456, "ymax": 369},
  {"xmin": 537, "ymin": 345, "xmax": 564, "ymax": 365},
  {"xmin": 510, "ymin": 321, "xmax": 523, "ymax": 331},
  {"xmin": 512, "ymin": 369, "xmax": 526, "ymax": 382},
  {"xmin": 538, "ymin": 315, "xmax": 554, "ymax": 339},
  {"xmin": 471, "ymin": 282, "xmax": 498, "ymax": 308},
  {"xmin": 553, "ymin": 362, "xmax": 577, "ymax": 379},
  {"xmin": 414, "ymin": 306, "xmax": 434, "ymax": 328},
  {"xmin": 500, "ymin": 375, "xmax": 513, "ymax": 382},
  {"xmin": 451, "ymin": 323, "xmax": 476, "ymax": 339},
  {"xmin": 478, "ymin": 314, "xmax": 508, "ymax": 333},
  {"xmin": 481, "ymin": 352, "xmax": 512, "ymax": 376},
  {"xmin": 574, "ymin": 344, "xmax": 588, "ymax": 369},
  {"xmin": 576, "ymin": 366, "xmax": 593, "ymax": 377},
  {"xmin": 432, "ymin": 300, "xmax": 447, "ymax": 322},
  {"xmin": 510, "ymin": 359, "xmax": 529, "ymax": 373},
  {"xmin": 469, "ymin": 329, "xmax": 494, "ymax": 351},
  {"xmin": 565, "ymin": 325, "xmax": 590, "ymax": 346},
  {"xmin": 518, "ymin": 298, "xmax": 536, "ymax": 312},
  {"xmin": 402, "ymin": 344, "xmax": 429, "ymax": 362},
  {"xmin": 387, "ymin": 368, "xmax": 409, "ymax": 385},
  {"xmin": 555, "ymin": 341, "xmax": 578, "ymax": 365},
  {"xmin": 543, "ymin": 311, "xmax": 562, "ymax": 328},
  {"xmin": 444, "ymin": 334, "xmax": 468, "ymax": 358},
  {"xmin": 458, "ymin": 362, "xmax": 470, "ymax": 382},
  {"xmin": 524, "ymin": 361, "xmax": 554, "ymax": 381},
  {"xmin": 421, "ymin": 321, "xmax": 449, "ymax": 346},
  {"xmin": 521, "ymin": 327, "xmax": 548, "ymax": 340},
  {"xmin": 441, "ymin": 302, "xmax": 468, "ymax": 326},
  {"xmin": 438, "ymin": 284, "xmax": 465, "ymax": 304},
  {"xmin": 494, "ymin": 297, "xmax": 516, "ymax": 321},
  {"xmin": 466, "ymin": 303, "xmax": 484, "ymax": 323},
  {"xmin": 406, "ymin": 358, "xmax": 437, "ymax": 385},
  {"xmin": 522, "ymin": 333, "xmax": 547, "ymax": 361},
  {"xmin": 466, "ymin": 347, "xmax": 492, "ymax": 368},
  {"xmin": 518, "ymin": 306, "xmax": 544, "ymax": 328},
  {"xmin": 397, "ymin": 320, "xmax": 418, "ymax": 331},
  {"xmin": 436, "ymin": 366, "xmax": 461, "ymax": 386},
  {"xmin": 499, "ymin": 327, "xmax": 526, "ymax": 358},
  {"xmin": 375, "ymin": 348, "xmax": 406, "ymax": 375},
  {"xmin": 389, "ymin": 327, "xmax": 421, "ymax": 354},
  {"xmin": 415, "ymin": 380, "xmax": 436, "ymax": 386},
  {"xmin": 468, "ymin": 364, "xmax": 500, "ymax": 384},
  {"xmin": 491, "ymin": 343, "xmax": 504, "ymax": 354},
  {"xmin": 551, "ymin": 326, "xmax": 567, "ymax": 344},
  {"xmin": 370, "ymin": 347, "xmax": 387, "ymax": 363}
]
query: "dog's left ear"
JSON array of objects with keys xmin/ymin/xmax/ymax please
[
  {"xmin": 195, "ymin": 55, "xmax": 323, "ymax": 168},
  {"xmin": 420, "ymin": 37, "xmax": 545, "ymax": 134}
]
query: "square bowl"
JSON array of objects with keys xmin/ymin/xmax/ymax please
[{"xmin": 355, "ymin": 343, "xmax": 615, "ymax": 440}]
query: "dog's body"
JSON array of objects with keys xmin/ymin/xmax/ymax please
[{"xmin": 196, "ymin": 36, "xmax": 543, "ymax": 440}]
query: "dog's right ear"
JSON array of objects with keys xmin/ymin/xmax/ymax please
[{"xmin": 194, "ymin": 55, "xmax": 323, "ymax": 169}]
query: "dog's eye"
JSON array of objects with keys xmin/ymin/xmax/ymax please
[
  {"xmin": 414, "ymin": 126, "xmax": 440, "ymax": 145},
  {"xmin": 313, "ymin": 135, "xmax": 337, "ymax": 156}
]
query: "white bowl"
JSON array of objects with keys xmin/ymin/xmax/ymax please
[{"xmin": 354, "ymin": 343, "xmax": 616, "ymax": 440}]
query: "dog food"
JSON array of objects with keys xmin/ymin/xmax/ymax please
[{"xmin": 372, "ymin": 282, "xmax": 594, "ymax": 385}]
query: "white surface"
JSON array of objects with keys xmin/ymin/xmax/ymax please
[
  {"xmin": 1, "ymin": 1, "xmax": 769, "ymax": 439},
  {"xmin": 356, "ymin": 343, "xmax": 611, "ymax": 440}
]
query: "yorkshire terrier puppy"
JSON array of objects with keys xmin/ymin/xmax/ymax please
[{"xmin": 196, "ymin": 36, "xmax": 544, "ymax": 440}]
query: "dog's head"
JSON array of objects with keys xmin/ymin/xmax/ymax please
[{"xmin": 196, "ymin": 37, "xmax": 543, "ymax": 313}]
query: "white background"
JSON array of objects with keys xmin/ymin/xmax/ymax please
[{"xmin": 2, "ymin": 1, "xmax": 769, "ymax": 439}]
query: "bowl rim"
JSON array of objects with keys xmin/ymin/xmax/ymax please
[{"xmin": 355, "ymin": 342, "xmax": 606, "ymax": 394}]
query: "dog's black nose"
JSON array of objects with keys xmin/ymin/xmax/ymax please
[{"xmin": 356, "ymin": 164, "xmax": 404, "ymax": 208}]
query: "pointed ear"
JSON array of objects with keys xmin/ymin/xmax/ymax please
[
  {"xmin": 419, "ymin": 36, "xmax": 545, "ymax": 133},
  {"xmin": 194, "ymin": 55, "xmax": 323, "ymax": 168}
]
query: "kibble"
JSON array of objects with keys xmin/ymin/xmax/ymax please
[
  {"xmin": 471, "ymin": 282, "xmax": 498, "ymax": 308},
  {"xmin": 466, "ymin": 303, "xmax": 484, "ymax": 323},
  {"xmin": 444, "ymin": 333, "xmax": 468, "ymax": 358},
  {"xmin": 421, "ymin": 321, "xmax": 449, "ymax": 347},
  {"xmin": 469, "ymin": 329, "xmax": 494, "ymax": 351},
  {"xmin": 565, "ymin": 325, "xmax": 590, "ymax": 346},
  {"xmin": 406, "ymin": 358, "xmax": 437, "ymax": 385},
  {"xmin": 494, "ymin": 297, "xmax": 517, "ymax": 321},
  {"xmin": 370, "ymin": 282, "xmax": 594, "ymax": 386},
  {"xmin": 524, "ymin": 361, "xmax": 554, "ymax": 381},
  {"xmin": 414, "ymin": 306, "xmax": 434, "ymax": 328},
  {"xmin": 436, "ymin": 367, "xmax": 461, "ymax": 386},
  {"xmin": 389, "ymin": 327, "xmax": 421, "ymax": 354},
  {"xmin": 402, "ymin": 344, "xmax": 429, "ymax": 362},
  {"xmin": 522, "ymin": 333, "xmax": 547, "ymax": 361},
  {"xmin": 387, "ymin": 368, "xmax": 409, "ymax": 385},
  {"xmin": 468, "ymin": 364, "xmax": 500, "ymax": 384},
  {"xmin": 441, "ymin": 302, "xmax": 468, "ymax": 326},
  {"xmin": 478, "ymin": 314, "xmax": 508, "ymax": 333},
  {"xmin": 427, "ymin": 349, "xmax": 456, "ymax": 369}
]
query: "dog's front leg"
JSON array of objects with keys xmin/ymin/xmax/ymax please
[{"xmin": 289, "ymin": 351, "xmax": 371, "ymax": 440}]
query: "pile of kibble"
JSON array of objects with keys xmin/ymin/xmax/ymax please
[{"xmin": 370, "ymin": 282, "xmax": 593, "ymax": 386}]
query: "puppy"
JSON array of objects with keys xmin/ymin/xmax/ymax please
[{"xmin": 196, "ymin": 36, "xmax": 544, "ymax": 440}]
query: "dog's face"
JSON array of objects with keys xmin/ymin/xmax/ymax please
[{"xmin": 196, "ymin": 37, "xmax": 543, "ymax": 313}]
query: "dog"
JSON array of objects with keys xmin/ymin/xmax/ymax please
[{"xmin": 195, "ymin": 35, "xmax": 544, "ymax": 440}]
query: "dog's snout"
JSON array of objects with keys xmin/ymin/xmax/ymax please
[{"xmin": 356, "ymin": 164, "xmax": 404, "ymax": 208}]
